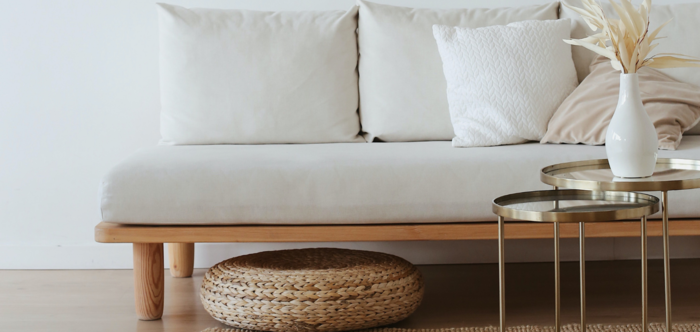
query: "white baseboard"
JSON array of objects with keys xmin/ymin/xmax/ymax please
[{"xmin": 2, "ymin": 237, "xmax": 699, "ymax": 269}]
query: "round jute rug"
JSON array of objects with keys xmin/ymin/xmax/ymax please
[{"xmin": 201, "ymin": 323, "xmax": 700, "ymax": 332}]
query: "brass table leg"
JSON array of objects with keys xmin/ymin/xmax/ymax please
[
  {"xmin": 553, "ymin": 185, "xmax": 561, "ymax": 332},
  {"xmin": 555, "ymin": 222, "xmax": 561, "ymax": 332},
  {"xmin": 662, "ymin": 191, "xmax": 672, "ymax": 332},
  {"xmin": 580, "ymin": 222, "xmax": 586, "ymax": 332},
  {"xmin": 642, "ymin": 216, "xmax": 648, "ymax": 332},
  {"xmin": 498, "ymin": 216, "xmax": 506, "ymax": 332}
]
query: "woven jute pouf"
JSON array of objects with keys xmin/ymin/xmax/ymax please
[{"xmin": 200, "ymin": 248, "xmax": 424, "ymax": 332}]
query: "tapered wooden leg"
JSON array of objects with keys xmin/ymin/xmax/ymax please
[
  {"xmin": 168, "ymin": 243, "xmax": 194, "ymax": 278},
  {"xmin": 133, "ymin": 243, "xmax": 164, "ymax": 320}
]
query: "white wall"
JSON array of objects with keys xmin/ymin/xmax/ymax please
[{"xmin": 1, "ymin": 0, "xmax": 698, "ymax": 269}]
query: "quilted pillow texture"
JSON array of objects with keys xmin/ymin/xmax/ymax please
[
  {"xmin": 356, "ymin": 0, "xmax": 559, "ymax": 142},
  {"xmin": 433, "ymin": 19, "xmax": 578, "ymax": 147},
  {"xmin": 542, "ymin": 56, "xmax": 700, "ymax": 150},
  {"xmin": 157, "ymin": 4, "xmax": 364, "ymax": 145}
]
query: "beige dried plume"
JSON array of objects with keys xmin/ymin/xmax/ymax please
[{"xmin": 564, "ymin": 0, "xmax": 700, "ymax": 73}]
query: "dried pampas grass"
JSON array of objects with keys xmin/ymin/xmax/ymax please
[{"xmin": 564, "ymin": 0, "xmax": 700, "ymax": 73}]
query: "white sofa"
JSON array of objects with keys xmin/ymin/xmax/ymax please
[
  {"xmin": 95, "ymin": 0, "xmax": 700, "ymax": 321},
  {"xmin": 101, "ymin": 138, "xmax": 700, "ymax": 226}
]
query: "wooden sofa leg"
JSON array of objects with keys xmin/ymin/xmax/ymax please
[
  {"xmin": 167, "ymin": 243, "xmax": 195, "ymax": 278},
  {"xmin": 133, "ymin": 243, "xmax": 164, "ymax": 320}
]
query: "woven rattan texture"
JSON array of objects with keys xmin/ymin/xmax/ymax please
[
  {"xmin": 202, "ymin": 323, "xmax": 700, "ymax": 332},
  {"xmin": 200, "ymin": 248, "xmax": 424, "ymax": 332}
]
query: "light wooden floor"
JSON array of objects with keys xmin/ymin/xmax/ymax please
[{"xmin": 1, "ymin": 259, "xmax": 699, "ymax": 332}]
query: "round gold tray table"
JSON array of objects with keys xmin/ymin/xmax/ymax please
[
  {"xmin": 541, "ymin": 158, "xmax": 700, "ymax": 332},
  {"xmin": 492, "ymin": 190, "xmax": 660, "ymax": 332}
]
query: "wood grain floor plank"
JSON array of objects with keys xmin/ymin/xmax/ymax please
[{"xmin": 1, "ymin": 260, "xmax": 699, "ymax": 331}]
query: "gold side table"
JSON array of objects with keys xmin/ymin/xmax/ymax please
[
  {"xmin": 542, "ymin": 158, "xmax": 700, "ymax": 332},
  {"xmin": 492, "ymin": 190, "xmax": 660, "ymax": 332}
]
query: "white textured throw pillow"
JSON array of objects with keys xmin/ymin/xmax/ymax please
[
  {"xmin": 157, "ymin": 4, "xmax": 363, "ymax": 145},
  {"xmin": 433, "ymin": 20, "xmax": 578, "ymax": 147},
  {"xmin": 357, "ymin": 0, "xmax": 559, "ymax": 142}
]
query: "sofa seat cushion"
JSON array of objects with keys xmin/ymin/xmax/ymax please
[{"xmin": 100, "ymin": 137, "xmax": 700, "ymax": 225}]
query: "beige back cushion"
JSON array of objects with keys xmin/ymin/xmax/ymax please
[
  {"xmin": 542, "ymin": 57, "xmax": 700, "ymax": 150},
  {"xmin": 560, "ymin": 0, "xmax": 700, "ymax": 134}
]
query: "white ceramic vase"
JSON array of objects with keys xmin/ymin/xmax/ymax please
[{"xmin": 605, "ymin": 73, "xmax": 658, "ymax": 178}]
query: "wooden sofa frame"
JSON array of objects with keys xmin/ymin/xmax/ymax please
[{"xmin": 95, "ymin": 219, "xmax": 700, "ymax": 320}]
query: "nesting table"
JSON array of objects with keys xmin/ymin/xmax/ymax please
[
  {"xmin": 493, "ymin": 158, "xmax": 700, "ymax": 332},
  {"xmin": 493, "ymin": 190, "xmax": 659, "ymax": 332},
  {"xmin": 542, "ymin": 158, "xmax": 700, "ymax": 332}
]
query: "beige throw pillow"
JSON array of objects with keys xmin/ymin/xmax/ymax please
[
  {"xmin": 541, "ymin": 57, "xmax": 700, "ymax": 150},
  {"xmin": 560, "ymin": 0, "xmax": 700, "ymax": 134}
]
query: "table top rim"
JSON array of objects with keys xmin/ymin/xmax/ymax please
[
  {"xmin": 540, "ymin": 158, "xmax": 700, "ymax": 191},
  {"xmin": 492, "ymin": 189, "xmax": 660, "ymax": 223}
]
